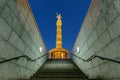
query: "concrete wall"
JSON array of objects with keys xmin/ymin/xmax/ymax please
[
  {"xmin": 0, "ymin": 0, "xmax": 47, "ymax": 80},
  {"xmin": 72, "ymin": 0, "xmax": 120, "ymax": 80}
]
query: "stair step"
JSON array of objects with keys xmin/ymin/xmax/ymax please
[
  {"xmin": 33, "ymin": 75, "xmax": 87, "ymax": 78},
  {"xmin": 36, "ymin": 71, "xmax": 83, "ymax": 73},
  {"xmin": 36, "ymin": 70, "xmax": 83, "ymax": 72},
  {"xmin": 18, "ymin": 60, "xmax": 102, "ymax": 80},
  {"xmin": 35, "ymin": 73, "xmax": 85, "ymax": 75},
  {"xmin": 18, "ymin": 78, "xmax": 101, "ymax": 80}
]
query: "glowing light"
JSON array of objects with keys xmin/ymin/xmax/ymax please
[
  {"xmin": 77, "ymin": 47, "xmax": 80, "ymax": 53},
  {"xmin": 39, "ymin": 47, "xmax": 42, "ymax": 53}
]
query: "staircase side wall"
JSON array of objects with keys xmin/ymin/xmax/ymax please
[
  {"xmin": 72, "ymin": 0, "xmax": 120, "ymax": 79},
  {"xmin": 0, "ymin": 0, "xmax": 47, "ymax": 79}
]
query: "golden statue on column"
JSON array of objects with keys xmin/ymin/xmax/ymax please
[{"xmin": 49, "ymin": 13, "xmax": 69, "ymax": 59}]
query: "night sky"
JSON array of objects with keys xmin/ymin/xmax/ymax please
[{"xmin": 28, "ymin": 0, "xmax": 91, "ymax": 52}]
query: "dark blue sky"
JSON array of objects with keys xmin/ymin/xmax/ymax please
[{"xmin": 28, "ymin": 0, "xmax": 91, "ymax": 51}]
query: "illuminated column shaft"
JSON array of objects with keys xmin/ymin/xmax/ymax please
[
  {"xmin": 56, "ymin": 25, "xmax": 62, "ymax": 48},
  {"xmin": 56, "ymin": 14, "xmax": 62, "ymax": 48}
]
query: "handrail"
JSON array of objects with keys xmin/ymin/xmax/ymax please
[
  {"xmin": 0, "ymin": 54, "xmax": 48, "ymax": 64},
  {"xmin": 71, "ymin": 54, "xmax": 120, "ymax": 64}
]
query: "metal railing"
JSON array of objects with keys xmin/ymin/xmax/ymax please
[
  {"xmin": 71, "ymin": 54, "xmax": 120, "ymax": 64},
  {"xmin": 0, "ymin": 54, "xmax": 48, "ymax": 64}
]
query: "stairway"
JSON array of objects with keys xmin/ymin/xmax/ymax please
[{"xmin": 19, "ymin": 59, "xmax": 100, "ymax": 80}]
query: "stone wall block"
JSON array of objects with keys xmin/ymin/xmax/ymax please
[
  {"xmin": 87, "ymin": 31, "xmax": 98, "ymax": 49},
  {"xmin": 114, "ymin": 0, "xmax": 120, "ymax": 13},
  {"xmin": 0, "ymin": 37, "xmax": 7, "ymax": 57},
  {"xmin": 8, "ymin": 31, "xmax": 18, "ymax": 46},
  {"xmin": 31, "ymin": 43, "xmax": 38, "ymax": 54},
  {"xmin": 7, "ymin": 0, "xmax": 19, "ymax": 16},
  {"xmin": 24, "ymin": 21, "xmax": 31, "ymax": 32},
  {"xmin": 8, "ymin": 63, "xmax": 20, "ymax": 79},
  {"xmin": 13, "ymin": 19, "xmax": 23, "ymax": 36},
  {"xmin": 35, "ymin": 59, "xmax": 42, "ymax": 66},
  {"xmin": 104, "ymin": 4, "xmax": 118, "ymax": 26},
  {"xmin": 96, "ymin": 17, "xmax": 108, "ymax": 36},
  {"xmin": 93, "ymin": 37, "xmax": 104, "ymax": 53},
  {"xmin": 108, "ymin": 16, "xmax": 120, "ymax": 40},
  {"xmin": 102, "ymin": 36, "xmax": 120, "ymax": 59},
  {"xmin": 21, "ymin": 30, "xmax": 32, "ymax": 49},
  {"xmin": 34, "ymin": 64, "xmax": 40, "ymax": 71},
  {"xmin": 1, "ymin": 43, "xmax": 16, "ymax": 59},
  {"xmin": 17, "ymin": 38, "xmax": 26, "ymax": 53},
  {"xmin": 16, "ymin": 58, "xmax": 28, "ymax": 67},
  {"xmin": 18, "ymin": 67, "xmax": 32, "ymax": 79},
  {"xmin": 0, "ymin": 0, "xmax": 6, "ymax": 12},
  {"xmin": 9, "ymin": 31, "xmax": 25, "ymax": 53},
  {"xmin": 99, "ymin": 61, "xmax": 120, "ymax": 78},
  {"xmin": 0, "ymin": 63, "xmax": 10, "ymax": 79},
  {"xmin": 93, "ymin": 29, "xmax": 111, "ymax": 53},
  {"xmin": 1, "ymin": 4, "xmax": 16, "ymax": 27},
  {"xmin": 15, "ymin": 49, "xmax": 23, "ymax": 57},
  {"xmin": 87, "ymin": 67, "xmax": 100, "ymax": 79},
  {"xmin": 0, "ymin": 18, "xmax": 11, "ymax": 40},
  {"xmin": 25, "ymin": 47, "xmax": 33, "ymax": 58},
  {"xmin": 27, "ymin": 62, "xmax": 35, "ymax": 70},
  {"xmin": 84, "ymin": 46, "xmax": 95, "ymax": 59}
]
